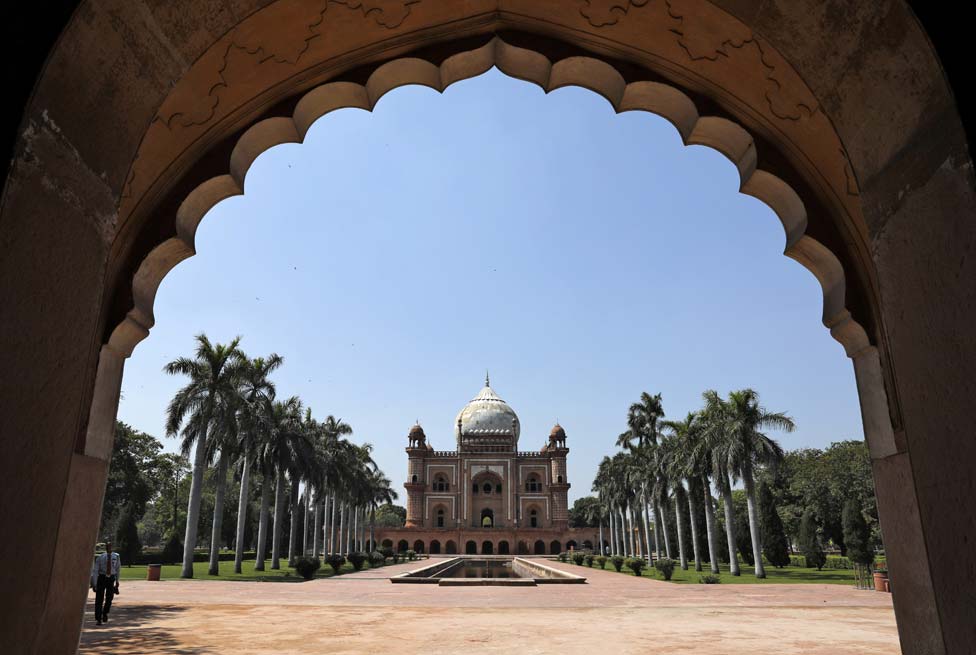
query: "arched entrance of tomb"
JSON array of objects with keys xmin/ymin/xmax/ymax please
[
  {"xmin": 534, "ymin": 540, "xmax": 546, "ymax": 555},
  {"xmin": 397, "ymin": 540, "xmax": 409, "ymax": 554},
  {"xmin": 430, "ymin": 540, "xmax": 441, "ymax": 555},
  {"xmin": 413, "ymin": 540, "xmax": 425, "ymax": 554},
  {"xmin": 482, "ymin": 541, "xmax": 494, "ymax": 555},
  {"xmin": 382, "ymin": 539, "xmax": 393, "ymax": 550},
  {"xmin": 445, "ymin": 540, "xmax": 457, "ymax": 555},
  {"xmin": 583, "ymin": 540, "xmax": 593, "ymax": 550},
  {"xmin": 550, "ymin": 540, "xmax": 561, "ymax": 555},
  {"xmin": 517, "ymin": 541, "xmax": 528, "ymax": 555},
  {"xmin": 567, "ymin": 541, "xmax": 578, "ymax": 552},
  {"xmin": 498, "ymin": 541, "xmax": 510, "ymax": 555},
  {"xmin": 465, "ymin": 541, "xmax": 477, "ymax": 555},
  {"xmin": 3, "ymin": 2, "xmax": 974, "ymax": 653},
  {"xmin": 480, "ymin": 509, "xmax": 494, "ymax": 528}
]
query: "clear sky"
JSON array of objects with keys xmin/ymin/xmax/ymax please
[{"xmin": 118, "ymin": 68, "xmax": 864, "ymax": 503}]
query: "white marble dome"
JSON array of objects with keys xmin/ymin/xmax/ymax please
[{"xmin": 454, "ymin": 378, "xmax": 520, "ymax": 444}]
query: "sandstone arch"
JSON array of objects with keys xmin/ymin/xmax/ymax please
[{"xmin": 1, "ymin": 2, "xmax": 973, "ymax": 653}]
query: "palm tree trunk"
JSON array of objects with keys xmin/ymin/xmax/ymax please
[
  {"xmin": 686, "ymin": 480, "xmax": 702, "ymax": 572},
  {"xmin": 312, "ymin": 491, "xmax": 322, "ymax": 557},
  {"xmin": 271, "ymin": 468, "xmax": 285, "ymax": 569},
  {"xmin": 301, "ymin": 490, "xmax": 309, "ymax": 556},
  {"xmin": 288, "ymin": 478, "xmax": 300, "ymax": 566},
  {"xmin": 642, "ymin": 496, "xmax": 654, "ymax": 563},
  {"xmin": 329, "ymin": 493, "xmax": 338, "ymax": 555},
  {"xmin": 370, "ymin": 507, "xmax": 376, "ymax": 552},
  {"xmin": 674, "ymin": 492, "xmax": 687, "ymax": 570},
  {"xmin": 598, "ymin": 519, "xmax": 605, "ymax": 556},
  {"xmin": 619, "ymin": 506, "xmax": 628, "ymax": 555},
  {"xmin": 254, "ymin": 473, "xmax": 271, "ymax": 570},
  {"xmin": 742, "ymin": 461, "xmax": 766, "ymax": 578},
  {"xmin": 658, "ymin": 501, "xmax": 672, "ymax": 560},
  {"xmin": 608, "ymin": 507, "xmax": 616, "ymax": 556},
  {"xmin": 338, "ymin": 502, "xmax": 347, "ymax": 555},
  {"xmin": 208, "ymin": 453, "xmax": 229, "ymax": 576},
  {"xmin": 181, "ymin": 429, "xmax": 209, "ymax": 578},
  {"xmin": 626, "ymin": 504, "xmax": 636, "ymax": 556},
  {"xmin": 702, "ymin": 475, "xmax": 720, "ymax": 574},
  {"xmin": 720, "ymin": 478, "xmax": 741, "ymax": 576},
  {"xmin": 652, "ymin": 502, "xmax": 662, "ymax": 560},
  {"xmin": 352, "ymin": 506, "xmax": 359, "ymax": 552},
  {"xmin": 234, "ymin": 454, "xmax": 251, "ymax": 574}
]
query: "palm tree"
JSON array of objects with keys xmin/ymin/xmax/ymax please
[
  {"xmin": 702, "ymin": 390, "xmax": 741, "ymax": 576},
  {"xmin": 315, "ymin": 416, "xmax": 353, "ymax": 555},
  {"xmin": 366, "ymin": 468, "xmax": 398, "ymax": 551},
  {"xmin": 682, "ymin": 408, "xmax": 721, "ymax": 574},
  {"xmin": 662, "ymin": 412, "xmax": 705, "ymax": 572},
  {"xmin": 717, "ymin": 389, "xmax": 794, "ymax": 578},
  {"xmin": 621, "ymin": 392, "xmax": 667, "ymax": 559},
  {"xmin": 258, "ymin": 396, "xmax": 307, "ymax": 569},
  {"xmin": 164, "ymin": 334, "xmax": 246, "ymax": 579},
  {"xmin": 233, "ymin": 354, "xmax": 282, "ymax": 573}
]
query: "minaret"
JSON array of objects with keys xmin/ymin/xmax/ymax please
[
  {"xmin": 548, "ymin": 423, "xmax": 571, "ymax": 527},
  {"xmin": 404, "ymin": 423, "xmax": 427, "ymax": 527}
]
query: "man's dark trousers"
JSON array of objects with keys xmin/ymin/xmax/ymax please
[{"xmin": 95, "ymin": 574, "xmax": 116, "ymax": 621}]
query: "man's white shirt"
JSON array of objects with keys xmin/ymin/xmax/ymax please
[{"xmin": 91, "ymin": 551, "xmax": 121, "ymax": 586}]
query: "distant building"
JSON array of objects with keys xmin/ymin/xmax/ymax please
[{"xmin": 375, "ymin": 377, "xmax": 597, "ymax": 555}]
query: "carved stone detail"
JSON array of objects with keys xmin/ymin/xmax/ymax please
[
  {"xmin": 333, "ymin": 0, "xmax": 421, "ymax": 28},
  {"xmin": 579, "ymin": 0, "xmax": 649, "ymax": 28}
]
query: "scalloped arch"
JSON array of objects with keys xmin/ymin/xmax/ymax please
[{"xmin": 107, "ymin": 36, "xmax": 870, "ymax": 360}]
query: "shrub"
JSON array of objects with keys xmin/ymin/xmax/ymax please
[
  {"xmin": 294, "ymin": 556, "xmax": 321, "ymax": 580},
  {"xmin": 611, "ymin": 555, "xmax": 625, "ymax": 572},
  {"xmin": 571, "ymin": 552, "xmax": 585, "ymax": 566},
  {"xmin": 699, "ymin": 574, "xmax": 721, "ymax": 584},
  {"xmin": 380, "ymin": 546, "xmax": 394, "ymax": 561},
  {"xmin": 160, "ymin": 533, "xmax": 183, "ymax": 564},
  {"xmin": 325, "ymin": 554, "xmax": 346, "ymax": 574},
  {"xmin": 625, "ymin": 557, "xmax": 646, "ymax": 576},
  {"xmin": 654, "ymin": 558, "xmax": 676, "ymax": 581},
  {"xmin": 406, "ymin": 549, "xmax": 417, "ymax": 561},
  {"xmin": 842, "ymin": 501, "xmax": 875, "ymax": 568},
  {"xmin": 115, "ymin": 503, "xmax": 142, "ymax": 563},
  {"xmin": 368, "ymin": 551, "xmax": 385, "ymax": 568},
  {"xmin": 557, "ymin": 552, "xmax": 568, "ymax": 563},
  {"xmin": 595, "ymin": 555, "xmax": 607, "ymax": 570},
  {"xmin": 799, "ymin": 508, "xmax": 826, "ymax": 570},
  {"xmin": 759, "ymin": 482, "xmax": 791, "ymax": 568},
  {"xmin": 347, "ymin": 552, "xmax": 367, "ymax": 571},
  {"xmin": 584, "ymin": 554, "xmax": 595, "ymax": 567}
]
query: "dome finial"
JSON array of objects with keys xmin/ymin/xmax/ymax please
[{"xmin": 485, "ymin": 370, "xmax": 490, "ymax": 387}]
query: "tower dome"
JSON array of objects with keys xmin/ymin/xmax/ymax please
[{"xmin": 454, "ymin": 375, "xmax": 520, "ymax": 446}]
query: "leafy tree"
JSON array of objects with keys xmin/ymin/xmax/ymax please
[
  {"xmin": 100, "ymin": 422, "xmax": 163, "ymax": 538},
  {"xmin": 842, "ymin": 500, "xmax": 874, "ymax": 567},
  {"xmin": 372, "ymin": 503, "xmax": 406, "ymax": 527},
  {"xmin": 759, "ymin": 481, "xmax": 790, "ymax": 567},
  {"xmin": 799, "ymin": 508, "xmax": 826, "ymax": 570},
  {"xmin": 115, "ymin": 503, "xmax": 142, "ymax": 563},
  {"xmin": 569, "ymin": 496, "xmax": 601, "ymax": 528}
]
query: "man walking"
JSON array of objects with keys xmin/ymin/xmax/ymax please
[{"xmin": 90, "ymin": 541, "xmax": 121, "ymax": 625}]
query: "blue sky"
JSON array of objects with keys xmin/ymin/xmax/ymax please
[{"xmin": 118, "ymin": 69, "xmax": 863, "ymax": 502}]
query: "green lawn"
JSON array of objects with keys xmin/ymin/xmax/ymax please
[
  {"xmin": 117, "ymin": 558, "xmax": 379, "ymax": 582},
  {"xmin": 567, "ymin": 561, "xmax": 858, "ymax": 585}
]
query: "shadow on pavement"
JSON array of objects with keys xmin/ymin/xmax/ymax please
[{"xmin": 79, "ymin": 601, "xmax": 202, "ymax": 654}]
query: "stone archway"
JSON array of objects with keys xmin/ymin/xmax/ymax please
[{"xmin": 2, "ymin": 2, "xmax": 974, "ymax": 653}]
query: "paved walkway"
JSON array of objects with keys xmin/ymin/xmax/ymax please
[{"xmin": 79, "ymin": 558, "xmax": 899, "ymax": 654}]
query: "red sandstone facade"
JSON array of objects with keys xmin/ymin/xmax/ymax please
[{"xmin": 376, "ymin": 380, "xmax": 597, "ymax": 554}]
